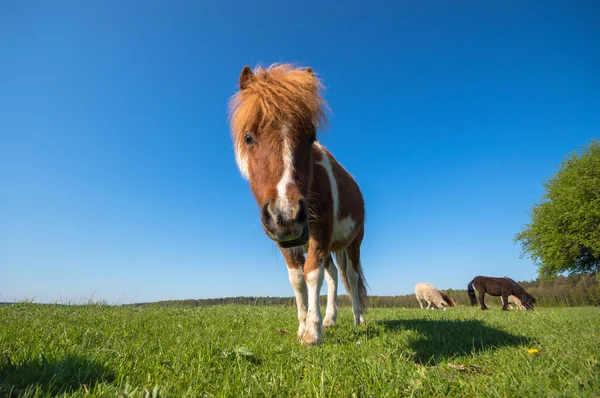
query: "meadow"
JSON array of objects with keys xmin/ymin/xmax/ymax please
[{"xmin": 1, "ymin": 303, "xmax": 599, "ymax": 397}]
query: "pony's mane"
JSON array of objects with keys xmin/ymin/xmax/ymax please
[
  {"xmin": 438, "ymin": 290, "xmax": 457, "ymax": 307},
  {"xmin": 524, "ymin": 292, "xmax": 537, "ymax": 303},
  {"xmin": 229, "ymin": 64, "xmax": 328, "ymax": 137}
]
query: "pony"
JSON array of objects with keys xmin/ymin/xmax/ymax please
[
  {"xmin": 501, "ymin": 295, "xmax": 527, "ymax": 310},
  {"xmin": 468, "ymin": 276, "xmax": 536, "ymax": 311},
  {"xmin": 228, "ymin": 64, "xmax": 367, "ymax": 345},
  {"xmin": 414, "ymin": 282, "xmax": 449, "ymax": 310}
]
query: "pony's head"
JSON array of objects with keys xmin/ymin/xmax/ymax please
[
  {"xmin": 438, "ymin": 291, "xmax": 457, "ymax": 307},
  {"xmin": 521, "ymin": 293, "xmax": 536, "ymax": 310},
  {"xmin": 229, "ymin": 64, "xmax": 327, "ymax": 248}
]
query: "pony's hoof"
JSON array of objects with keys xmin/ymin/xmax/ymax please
[
  {"xmin": 301, "ymin": 328, "xmax": 322, "ymax": 346},
  {"xmin": 297, "ymin": 323, "xmax": 307, "ymax": 340},
  {"xmin": 323, "ymin": 318, "xmax": 336, "ymax": 327}
]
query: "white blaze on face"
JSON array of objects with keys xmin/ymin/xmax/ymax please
[
  {"xmin": 235, "ymin": 141, "xmax": 250, "ymax": 180},
  {"xmin": 315, "ymin": 143, "xmax": 355, "ymax": 241},
  {"xmin": 276, "ymin": 124, "xmax": 294, "ymax": 216}
]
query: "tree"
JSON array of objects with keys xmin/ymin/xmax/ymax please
[{"xmin": 515, "ymin": 140, "xmax": 600, "ymax": 279}]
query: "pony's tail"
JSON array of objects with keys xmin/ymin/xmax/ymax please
[
  {"xmin": 356, "ymin": 262, "xmax": 369, "ymax": 311},
  {"xmin": 336, "ymin": 251, "xmax": 351, "ymax": 296},
  {"xmin": 336, "ymin": 250, "xmax": 369, "ymax": 311},
  {"xmin": 448, "ymin": 297, "xmax": 457, "ymax": 307},
  {"xmin": 467, "ymin": 281, "xmax": 477, "ymax": 306}
]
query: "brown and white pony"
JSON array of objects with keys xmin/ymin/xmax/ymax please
[{"xmin": 228, "ymin": 64, "xmax": 367, "ymax": 345}]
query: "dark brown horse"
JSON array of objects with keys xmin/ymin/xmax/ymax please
[{"xmin": 468, "ymin": 276, "xmax": 536, "ymax": 310}]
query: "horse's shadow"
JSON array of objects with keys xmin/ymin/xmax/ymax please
[
  {"xmin": 0, "ymin": 354, "xmax": 114, "ymax": 397},
  {"xmin": 379, "ymin": 318, "xmax": 532, "ymax": 364}
]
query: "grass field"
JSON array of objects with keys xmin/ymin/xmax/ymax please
[{"xmin": 1, "ymin": 303, "xmax": 599, "ymax": 397}]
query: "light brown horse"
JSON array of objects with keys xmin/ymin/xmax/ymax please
[
  {"xmin": 501, "ymin": 295, "xmax": 527, "ymax": 310},
  {"xmin": 229, "ymin": 64, "xmax": 367, "ymax": 345}
]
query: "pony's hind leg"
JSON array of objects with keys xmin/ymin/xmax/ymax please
[
  {"xmin": 479, "ymin": 291, "xmax": 488, "ymax": 310},
  {"xmin": 323, "ymin": 254, "xmax": 338, "ymax": 327},
  {"xmin": 417, "ymin": 297, "xmax": 424, "ymax": 309},
  {"xmin": 339, "ymin": 246, "xmax": 367, "ymax": 325}
]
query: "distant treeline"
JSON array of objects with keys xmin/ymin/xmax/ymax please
[{"xmin": 140, "ymin": 273, "xmax": 599, "ymax": 308}]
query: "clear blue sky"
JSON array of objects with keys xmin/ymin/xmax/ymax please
[{"xmin": 1, "ymin": 1, "xmax": 598, "ymax": 304}]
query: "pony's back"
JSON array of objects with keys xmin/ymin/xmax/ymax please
[{"xmin": 414, "ymin": 282, "xmax": 435, "ymax": 299}]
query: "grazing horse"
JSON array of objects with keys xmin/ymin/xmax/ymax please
[
  {"xmin": 468, "ymin": 276, "xmax": 536, "ymax": 311},
  {"xmin": 414, "ymin": 282, "xmax": 449, "ymax": 310},
  {"xmin": 228, "ymin": 64, "xmax": 367, "ymax": 345},
  {"xmin": 501, "ymin": 295, "xmax": 527, "ymax": 310}
]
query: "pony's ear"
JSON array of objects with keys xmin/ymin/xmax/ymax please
[
  {"xmin": 239, "ymin": 66, "xmax": 254, "ymax": 90},
  {"xmin": 305, "ymin": 67, "xmax": 318, "ymax": 93}
]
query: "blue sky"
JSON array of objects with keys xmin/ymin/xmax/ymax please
[{"xmin": 1, "ymin": 1, "xmax": 598, "ymax": 304}]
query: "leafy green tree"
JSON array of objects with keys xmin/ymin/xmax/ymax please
[{"xmin": 515, "ymin": 140, "xmax": 600, "ymax": 279}]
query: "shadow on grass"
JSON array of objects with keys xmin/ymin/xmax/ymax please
[
  {"xmin": 379, "ymin": 318, "xmax": 532, "ymax": 364},
  {"xmin": 0, "ymin": 354, "xmax": 114, "ymax": 397}
]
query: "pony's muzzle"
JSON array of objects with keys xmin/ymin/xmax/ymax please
[{"xmin": 260, "ymin": 199, "xmax": 309, "ymax": 248}]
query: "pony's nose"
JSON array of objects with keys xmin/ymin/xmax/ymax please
[
  {"xmin": 262, "ymin": 199, "xmax": 308, "ymax": 227},
  {"xmin": 295, "ymin": 198, "xmax": 308, "ymax": 223}
]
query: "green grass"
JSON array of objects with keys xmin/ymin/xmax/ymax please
[{"xmin": 1, "ymin": 304, "xmax": 599, "ymax": 397}]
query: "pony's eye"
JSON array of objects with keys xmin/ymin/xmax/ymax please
[
  {"xmin": 309, "ymin": 135, "xmax": 316, "ymax": 145},
  {"xmin": 244, "ymin": 133, "xmax": 254, "ymax": 145}
]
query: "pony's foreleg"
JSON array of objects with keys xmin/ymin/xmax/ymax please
[
  {"xmin": 323, "ymin": 255, "xmax": 338, "ymax": 327},
  {"xmin": 283, "ymin": 250, "xmax": 308, "ymax": 340},
  {"xmin": 501, "ymin": 294, "xmax": 510, "ymax": 311},
  {"xmin": 302, "ymin": 245, "xmax": 325, "ymax": 345},
  {"xmin": 287, "ymin": 266, "xmax": 308, "ymax": 339}
]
